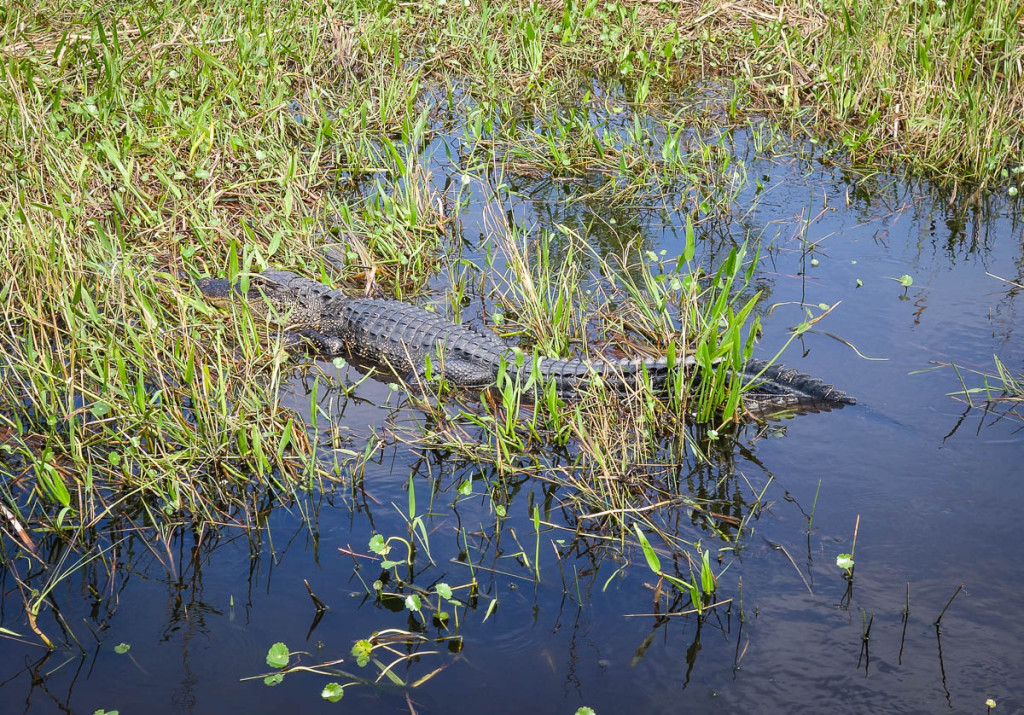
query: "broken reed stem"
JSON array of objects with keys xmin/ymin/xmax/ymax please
[{"xmin": 935, "ymin": 583, "xmax": 964, "ymax": 626}]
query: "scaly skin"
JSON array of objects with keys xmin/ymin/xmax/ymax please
[{"xmin": 198, "ymin": 271, "xmax": 856, "ymax": 411}]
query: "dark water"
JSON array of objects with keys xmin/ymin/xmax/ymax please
[{"xmin": 3, "ymin": 125, "xmax": 1023, "ymax": 714}]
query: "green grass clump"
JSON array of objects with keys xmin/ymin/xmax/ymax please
[
  {"xmin": 403, "ymin": 218, "xmax": 765, "ymax": 543},
  {"xmin": 703, "ymin": 0, "xmax": 1024, "ymax": 184},
  {"xmin": 940, "ymin": 356, "xmax": 1024, "ymax": 419}
]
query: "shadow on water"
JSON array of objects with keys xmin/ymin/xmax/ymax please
[{"xmin": 3, "ymin": 94, "xmax": 1024, "ymax": 713}]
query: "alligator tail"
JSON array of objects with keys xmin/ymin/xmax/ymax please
[
  {"xmin": 539, "ymin": 355, "xmax": 855, "ymax": 412},
  {"xmin": 736, "ymin": 358, "xmax": 856, "ymax": 410}
]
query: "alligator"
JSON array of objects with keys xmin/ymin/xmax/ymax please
[{"xmin": 198, "ymin": 270, "xmax": 856, "ymax": 413}]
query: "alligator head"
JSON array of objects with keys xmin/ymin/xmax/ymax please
[{"xmin": 197, "ymin": 271, "xmax": 327, "ymax": 328}]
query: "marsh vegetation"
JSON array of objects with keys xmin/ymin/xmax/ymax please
[{"xmin": 1, "ymin": 0, "xmax": 1022, "ymax": 711}]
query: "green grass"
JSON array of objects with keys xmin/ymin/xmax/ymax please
[{"xmin": 707, "ymin": 0, "xmax": 1024, "ymax": 185}]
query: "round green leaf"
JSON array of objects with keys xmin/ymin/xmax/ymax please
[
  {"xmin": 321, "ymin": 683, "xmax": 345, "ymax": 702},
  {"xmin": 266, "ymin": 642, "xmax": 290, "ymax": 668},
  {"xmin": 368, "ymin": 534, "xmax": 387, "ymax": 555},
  {"xmin": 352, "ymin": 639, "xmax": 372, "ymax": 667}
]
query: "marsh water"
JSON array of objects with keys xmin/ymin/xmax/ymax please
[{"xmin": 3, "ymin": 115, "xmax": 1023, "ymax": 714}]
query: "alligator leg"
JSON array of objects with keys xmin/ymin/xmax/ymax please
[
  {"xmin": 404, "ymin": 356, "xmax": 495, "ymax": 390},
  {"xmin": 440, "ymin": 358, "xmax": 496, "ymax": 388},
  {"xmin": 289, "ymin": 329, "xmax": 347, "ymax": 356}
]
